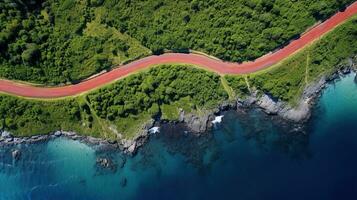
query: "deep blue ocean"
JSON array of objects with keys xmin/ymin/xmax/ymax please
[{"xmin": 1, "ymin": 73, "xmax": 357, "ymax": 200}]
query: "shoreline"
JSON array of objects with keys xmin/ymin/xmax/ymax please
[{"xmin": 1, "ymin": 58, "xmax": 356, "ymax": 155}]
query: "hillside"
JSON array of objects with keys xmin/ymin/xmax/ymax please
[{"xmin": 0, "ymin": 0, "xmax": 354, "ymax": 84}]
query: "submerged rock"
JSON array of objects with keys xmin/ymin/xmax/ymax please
[
  {"xmin": 120, "ymin": 177, "xmax": 127, "ymax": 187},
  {"xmin": 12, "ymin": 149, "xmax": 21, "ymax": 161},
  {"xmin": 96, "ymin": 157, "xmax": 116, "ymax": 171},
  {"xmin": 354, "ymin": 74, "xmax": 357, "ymax": 84}
]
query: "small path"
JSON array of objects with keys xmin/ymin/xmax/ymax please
[
  {"xmin": 1, "ymin": 1, "xmax": 357, "ymax": 98},
  {"xmin": 244, "ymin": 76, "xmax": 252, "ymax": 94},
  {"xmin": 305, "ymin": 51, "xmax": 310, "ymax": 85},
  {"xmin": 220, "ymin": 76, "xmax": 235, "ymax": 100}
]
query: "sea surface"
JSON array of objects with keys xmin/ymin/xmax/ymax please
[{"xmin": 1, "ymin": 73, "xmax": 357, "ymax": 200}]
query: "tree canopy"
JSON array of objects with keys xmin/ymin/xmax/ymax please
[{"xmin": 0, "ymin": 0, "xmax": 353, "ymax": 84}]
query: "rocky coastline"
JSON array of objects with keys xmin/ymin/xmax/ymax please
[
  {"xmin": 252, "ymin": 57, "xmax": 357, "ymax": 122},
  {"xmin": 1, "ymin": 57, "xmax": 356, "ymax": 156}
]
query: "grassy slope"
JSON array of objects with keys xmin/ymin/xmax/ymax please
[{"xmin": 226, "ymin": 15, "xmax": 357, "ymax": 105}]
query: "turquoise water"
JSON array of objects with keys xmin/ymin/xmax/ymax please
[{"xmin": 0, "ymin": 73, "xmax": 357, "ymax": 199}]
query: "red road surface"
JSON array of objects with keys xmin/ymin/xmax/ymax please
[{"xmin": 1, "ymin": 1, "xmax": 357, "ymax": 98}]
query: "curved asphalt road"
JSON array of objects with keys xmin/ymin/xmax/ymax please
[{"xmin": 1, "ymin": 1, "xmax": 357, "ymax": 98}]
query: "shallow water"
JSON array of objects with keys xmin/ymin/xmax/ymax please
[{"xmin": 0, "ymin": 73, "xmax": 357, "ymax": 200}]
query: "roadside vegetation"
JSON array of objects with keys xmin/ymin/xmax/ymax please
[
  {"xmin": 0, "ymin": 0, "xmax": 353, "ymax": 84},
  {"xmin": 1, "ymin": 1, "xmax": 357, "ymax": 140},
  {"xmin": 0, "ymin": 95, "xmax": 109, "ymax": 138},
  {"xmin": 87, "ymin": 65, "xmax": 228, "ymax": 137},
  {"xmin": 0, "ymin": 65, "xmax": 228, "ymax": 138},
  {"xmin": 0, "ymin": 0, "xmax": 150, "ymax": 84},
  {"xmin": 226, "ymin": 15, "xmax": 357, "ymax": 105}
]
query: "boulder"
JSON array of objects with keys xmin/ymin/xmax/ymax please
[
  {"xmin": 54, "ymin": 131, "xmax": 62, "ymax": 137},
  {"xmin": 127, "ymin": 142, "xmax": 136, "ymax": 154},
  {"xmin": 5, "ymin": 138, "xmax": 13, "ymax": 143},
  {"xmin": 96, "ymin": 157, "xmax": 116, "ymax": 171}
]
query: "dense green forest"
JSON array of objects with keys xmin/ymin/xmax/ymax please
[
  {"xmin": 0, "ymin": 0, "xmax": 354, "ymax": 84},
  {"xmin": 106, "ymin": 0, "xmax": 353, "ymax": 61},
  {"xmin": 0, "ymin": 0, "xmax": 150, "ymax": 84}
]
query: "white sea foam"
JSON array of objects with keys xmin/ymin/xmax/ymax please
[
  {"xmin": 148, "ymin": 127, "xmax": 160, "ymax": 134},
  {"xmin": 212, "ymin": 115, "xmax": 224, "ymax": 124}
]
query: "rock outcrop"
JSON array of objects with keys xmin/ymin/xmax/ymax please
[
  {"xmin": 96, "ymin": 157, "xmax": 117, "ymax": 172},
  {"xmin": 178, "ymin": 109, "xmax": 217, "ymax": 134},
  {"xmin": 255, "ymin": 76, "xmax": 327, "ymax": 122}
]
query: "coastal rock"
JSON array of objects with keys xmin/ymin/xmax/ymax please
[
  {"xmin": 303, "ymin": 78, "xmax": 326, "ymax": 98},
  {"xmin": 127, "ymin": 142, "xmax": 136, "ymax": 154},
  {"xmin": 237, "ymin": 91, "xmax": 257, "ymax": 108},
  {"xmin": 184, "ymin": 113, "xmax": 212, "ymax": 133},
  {"xmin": 5, "ymin": 138, "xmax": 13, "ymax": 143},
  {"xmin": 13, "ymin": 137, "xmax": 22, "ymax": 144},
  {"xmin": 28, "ymin": 135, "xmax": 48, "ymax": 143},
  {"xmin": 12, "ymin": 149, "xmax": 21, "ymax": 161},
  {"xmin": 255, "ymin": 93, "xmax": 312, "ymax": 122},
  {"xmin": 178, "ymin": 108, "xmax": 185, "ymax": 122},
  {"xmin": 218, "ymin": 101, "xmax": 235, "ymax": 111},
  {"xmin": 257, "ymin": 94, "xmax": 282, "ymax": 115},
  {"xmin": 83, "ymin": 136, "xmax": 101, "ymax": 145},
  {"xmin": 62, "ymin": 131, "xmax": 76, "ymax": 137},
  {"xmin": 54, "ymin": 131, "xmax": 62, "ymax": 137},
  {"xmin": 279, "ymin": 100, "xmax": 310, "ymax": 122},
  {"xmin": 121, "ymin": 139, "xmax": 138, "ymax": 155},
  {"xmin": 96, "ymin": 157, "xmax": 116, "ymax": 171},
  {"xmin": 1, "ymin": 130, "xmax": 12, "ymax": 138},
  {"xmin": 341, "ymin": 67, "xmax": 351, "ymax": 75}
]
